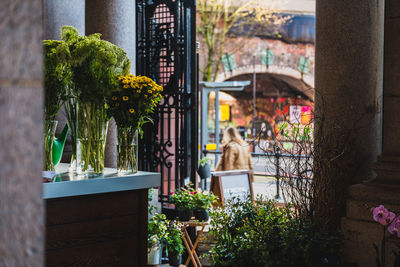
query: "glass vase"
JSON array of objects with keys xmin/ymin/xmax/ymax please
[
  {"xmin": 77, "ymin": 101, "xmax": 109, "ymax": 177},
  {"xmin": 44, "ymin": 120, "xmax": 58, "ymax": 171},
  {"xmin": 65, "ymin": 98, "xmax": 78, "ymax": 173},
  {"xmin": 117, "ymin": 127, "xmax": 138, "ymax": 175}
]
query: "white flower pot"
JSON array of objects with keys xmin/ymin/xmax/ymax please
[{"xmin": 147, "ymin": 243, "xmax": 162, "ymax": 265}]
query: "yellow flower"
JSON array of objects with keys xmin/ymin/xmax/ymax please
[
  {"xmin": 115, "ymin": 103, "xmax": 120, "ymax": 107},
  {"xmin": 129, "ymin": 108, "xmax": 135, "ymax": 113},
  {"xmin": 122, "ymin": 96, "xmax": 129, "ymax": 101},
  {"xmin": 144, "ymin": 95, "xmax": 148, "ymax": 98},
  {"xmin": 123, "ymin": 85, "xmax": 129, "ymax": 88},
  {"xmin": 112, "ymin": 96, "xmax": 117, "ymax": 101}
]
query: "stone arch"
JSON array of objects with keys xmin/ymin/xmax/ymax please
[
  {"xmin": 219, "ymin": 68, "xmax": 314, "ymax": 102},
  {"xmin": 215, "ymin": 64, "xmax": 314, "ymax": 90}
]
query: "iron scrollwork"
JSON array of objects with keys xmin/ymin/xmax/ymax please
[{"xmin": 136, "ymin": 0, "xmax": 197, "ymax": 204}]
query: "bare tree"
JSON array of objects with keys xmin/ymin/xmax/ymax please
[
  {"xmin": 258, "ymin": 94, "xmax": 366, "ymax": 231},
  {"xmin": 197, "ymin": 0, "xmax": 290, "ymax": 81}
]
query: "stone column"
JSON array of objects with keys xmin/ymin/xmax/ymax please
[
  {"xmin": 0, "ymin": 1, "xmax": 44, "ymax": 265},
  {"xmin": 315, "ymin": 0, "xmax": 385, "ymax": 264},
  {"xmin": 314, "ymin": 0, "xmax": 384, "ymax": 236},
  {"xmin": 43, "ymin": 0, "xmax": 85, "ymax": 40},
  {"xmin": 372, "ymin": 0, "xmax": 400, "ymax": 185},
  {"xmin": 315, "ymin": 0, "xmax": 384, "ymax": 185},
  {"xmin": 85, "ymin": 0, "xmax": 136, "ymax": 168},
  {"xmin": 43, "ymin": 0, "xmax": 85, "ymax": 162},
  {"xmin": 341, "ymin": 1, "xmax": 400, "ymax": 266}
]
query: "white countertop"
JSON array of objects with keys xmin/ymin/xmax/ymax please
[{"xmin": 43, "ymin": 163, "xmax": 160, "ymax": 199}]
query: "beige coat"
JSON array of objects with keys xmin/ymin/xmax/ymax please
[{"xmin": 215, "ymin": 141, "xmax": 253, "ymax": 171}]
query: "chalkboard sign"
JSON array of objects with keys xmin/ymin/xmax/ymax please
[{"xmin": 210, "ymin": 170, "xmax": 254, "ymax": 206}]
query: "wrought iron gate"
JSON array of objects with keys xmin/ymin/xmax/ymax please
[{"xmin": 136, "ymin": 0, "xmax": 198, "ymax": 204}]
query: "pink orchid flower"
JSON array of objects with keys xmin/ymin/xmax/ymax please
[
  {"xmin": 373, "ymin": 205, "xmax": 395, "ymax": 226},
  {"xmin": 388, "ymin": 216, "xmax": 400, "ymax": 238}
]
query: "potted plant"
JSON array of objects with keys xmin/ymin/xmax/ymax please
[
  {"xmin": 165, "ymin": 221, "xmax": 184, "ymax": 267},
  {"xmin": 148, "ymin": 213, "xmax": 168, "ymax": 265},
  {"xmin": 170, "ymin": 186, "xmax": 196, "ymax": 221},
  {"xmin": 197, "ymin": 157, "xmax": 212, "ymax": 179},
  {"xmin": 193, "ymin": 190, "xmax": 218, "ymax": 222}
]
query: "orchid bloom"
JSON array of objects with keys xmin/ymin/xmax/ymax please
[
  {"xmin": 388, "ymin": 216, "xmax": 400, "ymax": 238},
  {"xmin": 373, "ymin": 205, "xmax": 393, "ymax": 226}
]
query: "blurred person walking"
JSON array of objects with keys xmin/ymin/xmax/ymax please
[{"xmin": 216, "ymin": 127, "xmax": 253, "ymax": 171}]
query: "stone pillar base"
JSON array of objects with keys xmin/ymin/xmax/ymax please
[
  {"xmin": 371, "ymin": 155, "xmax": 400, "ymax": 185},
  {"xmin": 342, "ymin": 183, "xmax": 400, "ymax": 266}
]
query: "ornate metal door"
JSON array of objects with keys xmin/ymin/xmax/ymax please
[{"xmin": 136, "ymin": 0, "xmax": 198, "ymax": 204}]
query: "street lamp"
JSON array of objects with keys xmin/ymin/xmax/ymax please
[{"xmin": 252, "ymin": 55, "xmax": 256, "ymax": 152}]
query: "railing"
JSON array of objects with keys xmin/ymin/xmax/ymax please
[{"xmin": 202, "ymin": 147, "xmax": 313, "ymax": 199}]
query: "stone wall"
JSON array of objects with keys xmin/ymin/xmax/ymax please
[{"xmin": 0, "ymin": 1, "xmax": 44, "ymax": 266}]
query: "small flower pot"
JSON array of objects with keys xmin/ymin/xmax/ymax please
[
  {"xmin": 197, "ymin": 163, "xmax": 211, "ymax": 179},
  {"xmin": 163, "ymin": 207, "xmax": 179, "ymax": 220},
  {"xmin": 194, "ymin": 209, "xmax": 209, "ymax": 222},
  {"xmin": 147, "ymin": 243, "xmax": 162, "ymax": 265},
  {"xmin": 178, "ymin": 209, "xmax": 193, "ymax": 221},
  {"xmin": 168, "ymin": 251, "xmax": 182, "ymax": 267}
]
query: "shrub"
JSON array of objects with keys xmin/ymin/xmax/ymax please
[{"xmin": 209, "ymin": 196, "xmax": 342, "ymax": 267}]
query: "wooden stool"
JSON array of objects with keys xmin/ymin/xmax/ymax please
[{"xmin": 180, "ymin": 221, "xmax": 208, "ymax": 267}]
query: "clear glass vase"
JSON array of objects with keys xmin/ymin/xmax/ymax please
[
  {"xmin": 117, "ymin": 127, "xmax": 138, "ymax": 175},
  {"xmin": 44, "ymin": 120, "xmax": 58, "ymax": 171},
  {"xmin": 65, "ymin": 98, "xmax": 78, "ymax": 173},
  {"xmin": 77, "ymin": 101, "xmax": 109, "ymax": 176}
]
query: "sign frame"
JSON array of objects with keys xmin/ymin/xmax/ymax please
[{"xmin": 210, "ymin": 170, "xmax": 254, "ymax": 206}]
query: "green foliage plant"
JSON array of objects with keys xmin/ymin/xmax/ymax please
[
  {"xmin": 43, "ymin": 39, "xmax": 71, "ymax": 171},
  {"xmin": 198, "ymin": 157, "xmax": 212, "ymax": 167},
  {"xmin": 192, "ymin": 189, "xmax": 218, "ymax": 211},
  {"xmin": 43, "ymin": 39, "xmax": 71, "ymax": 122},
  {"xmin": 209, "ymin": 196, "xmax": 342, "ymax": 267},
  {"xmin": 60, "ymin": 26, "xmax": 130, "ymax": 105},
  {"xmin": 148, "ymin": 213, "xmax": 168, "ymax": 249},
  {"xmin": 148, "ymin": 211, "xmax": 184, "ymax": 257},
  {"xmin": 60, "ymin": 26, "xmax": 130, "ymax": 174},
  {"xmin": 165, "ymin": 220, "xmax": 184, "ymax": 255}
]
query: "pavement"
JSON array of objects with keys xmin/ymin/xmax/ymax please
[{"xmin": 204, "ymin": 153, "xmax": 309, "ymax": 202}]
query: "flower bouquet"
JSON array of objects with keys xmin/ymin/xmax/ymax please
[
  {"xmin": 107, "ymin": 74, "xmax": 163, "ymax": 174},
  {"xmin": 60, "ymin": 26, "xmax": 130, "ymax": 176}
]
